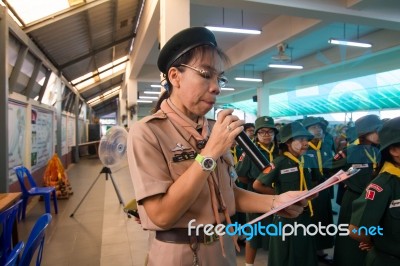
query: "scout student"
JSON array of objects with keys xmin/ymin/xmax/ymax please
[
  {"xmin": 253, "ymin": 121, "xmax": 318, "ymax": 266},
  {"xmin": 243, "ymin": 123, "xmax": 255, "ymax": 141},
  {"xmin": 127, "ymin": 27, "xmax": 308, "ymax": 266},
  {"xmin": 349, "ymin": 116, "xmax": 400, "ymax": 266},
  {"xmin": 325, "ymin": 114, "xmax": 383, "ymax": 266},
  {"xmin": 235, "ymin": 116, "xmax": 279, "ymax": 266},
  {"xmin": 336, "ymin": 125, "xmax": 358, "ymax": 206},
  {"xmin": 302, "ymin": 116, "xmax": 335, "ymax": 265}
]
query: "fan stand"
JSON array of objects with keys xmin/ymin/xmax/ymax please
[{"xmin": 70, "ymin": 166, "xmax": 125, "ymax": 217}]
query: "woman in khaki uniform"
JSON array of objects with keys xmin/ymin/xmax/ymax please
[
  {"xmin": 349, "ymin": 117, "xmax": 400, "ymax": 266},
  {"xmin": 127, "ymin": 27, "xmax": 307, "ymax": 266}
]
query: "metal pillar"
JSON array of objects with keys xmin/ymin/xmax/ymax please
[{"xmin": 0, "ymin": 7, "xmax": 9, "ymax": 192}]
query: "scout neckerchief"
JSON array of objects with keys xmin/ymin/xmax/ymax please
[
  {"xmin": 364, "ymin": 147, "xmax": 377, "ymax": 171},
  {"xmin": 380, "ymin": 161, "xmax": 400, "ymax": 177},
  {"xmin": 308, "ymin": 140, "xmax": 323, "ymax": 175},
  {"xmin": 160, "ymin": 99, "xmax": 239, "ymax": 255},
  {"xmin": 208, "ymin": 171, "xmax": 240, "ymax": 256},
  {"xmin": 230, "ymin": 146, "xmax": 238, "ymax": 164},
  {"xmin": 161, "ymin": 99, "xmax": 209, "ymax": 148},
  {"xmin": 284, "ymin": 152, "xmax": 314, "ymax": 216},
  {"xmin": 258, "ymin": 142, "xmax": 275, "ymax": 162}
]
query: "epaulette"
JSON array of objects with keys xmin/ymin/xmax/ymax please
[{"xmin": 140, "ymin": 110, "xmax": 167, "ymax": 123}]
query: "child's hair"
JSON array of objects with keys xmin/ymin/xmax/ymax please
[{"xmin": 373, "ymin": 142, "xmax": 400, "ymax": 177}]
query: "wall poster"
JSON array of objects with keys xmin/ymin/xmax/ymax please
[
  {"xmin": 31, "ymin": 107, "xmax": 54, "ymax": 171},
  {"xmin": 8, "ymin": 101, "xmax": 27, "ymax": 183},
  {"xmin": 67, "ymin": 115, "xmax": 76, "ymax": 148},
  {"xmin": 61, "ymin": 115, "xmax": 67, "ymax": 155}
]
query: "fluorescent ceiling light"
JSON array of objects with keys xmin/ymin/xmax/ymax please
[
  {"xmin": 234, "ymin": 77, "xmax": 262, "ymax": 82},
  {"xmin": 137, "ymin": 100, "xmax": 153, "ymax": 103},
  {"xmin": 206, "ymin": 26, "xmax": 261, "ymax": 35},
  {"xmin": 144, "ymin": 91, "xmax": 162, "ymax": 95},
  {"xmin": 268, "ymin": 64, "xmax": 303, "ymax": 70},
  {"xmin": 221, "ymin": 87, "xmax": 235, "ymax": 91},
  {"xmin": 328, "ymin": 38, "xmax": 372, "ymax": 48},
  {"xmin": 139, "ymin": 96, "xmax": 158, "ymax": 100},
  {"xmin": 88, "ymin": 86, "xmax": 121, "ymax": 105},
  {"xmin": 151, "ymin": 84, "xmax": 162, "ymax": 88}
]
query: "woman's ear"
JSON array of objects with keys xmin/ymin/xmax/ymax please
[{"xmin": 168, "ymin": 67, "xmax": 180, "ymax": 88}]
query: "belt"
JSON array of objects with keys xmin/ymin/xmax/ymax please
[{"xmin": 156, "ymin": 228, "xmax": 219, "ymax": 245}]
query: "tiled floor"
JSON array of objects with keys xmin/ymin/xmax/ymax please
[{"xmin": 17, "ymin": 157, "xmax": 335, "ymax": 265}]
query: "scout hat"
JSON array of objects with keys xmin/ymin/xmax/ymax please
[
  {"xmin": 278, "ymin": 121, "xmax": 313, "ymax": 143},
  {"xmin": 157, "ymin": 27, "xmax": 217, "ymax": 74},
  {"xmin": 346, "ymin": 127, "xmax": 358, "ymax": 143},
  {"xmin": 301, "ymin": 116, "xmax": 324, "ymax": 129},
  {"xmin": 244, "ymin": 123, "xmax": 255, "ymax": 131},
  {"xmin": 378, "ymin": 117, "xmax": 400, "ymax": 152},
  {"xmin": 355, "ymin": 114, "xmax": 382, "ymax": 137},
  {"xmin": 255, "ymin": 116, "xmax": 278, "ymax": 134}
]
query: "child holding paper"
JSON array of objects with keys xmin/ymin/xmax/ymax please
[{"xmin": 253, "ymin": 121, "xmax": 319, "ymax": 266}]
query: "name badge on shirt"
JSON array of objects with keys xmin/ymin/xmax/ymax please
[
  {"xmin": 281, "ymin": 167, "xmax": 298, "ymax": 174},
  {"xmin": 229, "ymin": 166, "xmax": 238, "ymax": 182},
  {"xmin": 389, "ymin": 199, "xmax": 400, "ymax": 208},
  {"xmin": 352, "ymin": 164, "xmax": 369, "ymax": 169},
  {"xmin": 172, "ymin": 151, "xmax": 196, "ymax": 162}
]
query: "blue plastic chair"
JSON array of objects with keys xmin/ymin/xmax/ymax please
[
  {"xmin": 19, "ymin": 214, "xmax": 52, "ymax": 266},
  {"xmin": 13, "ymin": 166, "xmax": 58, "ymax": 220},
  {"xmin": 4, "ymin": 241, "xmax": 24, "ymax": 266},
  {"xmin": 0, "ymin": 199, "xmax": 22, "ymax": 265}
]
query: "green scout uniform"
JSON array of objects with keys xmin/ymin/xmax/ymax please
[
  {"xmin": 257, "ymin": 155, "xmax": 318, "ymax": 266},
  {"xmin": 235, "ymin": 142, "xmax": 278, "ymax": 250},
  {"xmin": 230, "ymin": 145, "xmax": 246, "ymax": 225},
  {"xmin": 351, "ymin": 116, "xmax": 400, "ymax": 266},
  {"xmin": 230, "ymin": 145, "xmax": 243, "ymax": 166},
  {"xmin": 329, "ymin": 144, "xmax": 380, "ymax": 266},
  {"xmin": 303, "ymin": 116, "xmax": 336, "ymax": 251},
  {"xmin": 305, "ymin": 142, "xmax": 335, "ymax": 250},
  {"xmin": 327, "ymin": 114, "xmax": 383, "ymax": 266},
  {"xmin": 351, "ymin": 169, "xmax": 400, "ymax": 266}
]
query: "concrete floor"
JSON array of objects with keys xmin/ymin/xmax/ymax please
[{"xmin": 17, "ymin": 157, "xmax": 335, "ymax": 265}]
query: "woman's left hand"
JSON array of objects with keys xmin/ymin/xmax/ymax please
[{"xmin": 202, "ymin": 109, "xmax": 244, "ymax": 159}]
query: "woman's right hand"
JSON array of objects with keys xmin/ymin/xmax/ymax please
[
  {"xmin": 274, "ymin": 191, "xmax": 309, "ymax": 218},
  {"xmin": 202, "ymin": 109, "xmax": 243, "ymax": 158}
]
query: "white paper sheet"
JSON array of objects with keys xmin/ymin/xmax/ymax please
[{"xmin": 248, "ymin": 167, "xmax": 360, "ymax": 225}]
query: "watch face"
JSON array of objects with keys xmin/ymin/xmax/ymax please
[{"xmin": 203, "ymin": 158, "xmax": 215, "ymax": 170}]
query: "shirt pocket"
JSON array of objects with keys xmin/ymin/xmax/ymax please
[
  {"xmin": 169, "ymin": 159, "xmax": 194, "ymax": 181},
  {"xmin": 388, "ymin": 206, "xmax": 400, "ymax": 234}
]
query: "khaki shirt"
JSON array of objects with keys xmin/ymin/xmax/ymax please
[{"xmin": 127, "ymin": 110, "xmax": 236, "ymax": 230}]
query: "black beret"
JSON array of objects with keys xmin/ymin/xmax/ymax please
[{"xmin": 157, "ymin": 27, "xmax": 217, "ymax": 74}]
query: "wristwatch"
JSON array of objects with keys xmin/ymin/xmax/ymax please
[{"xmin": 195, "ymin": 154, "xmax": 217, "ymax": 171}]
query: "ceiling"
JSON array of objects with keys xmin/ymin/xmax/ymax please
[
  {"xmin": 6, "ymin": 0, "xmax": 400, "ymax": 119},
  {"xmin": 129, "ymin": 0, "xmax": 400, "ymax": 118}
]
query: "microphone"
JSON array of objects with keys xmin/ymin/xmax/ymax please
[{"xmin": 235, "ymin": 131, "xmax": 272, "ymax": 173}]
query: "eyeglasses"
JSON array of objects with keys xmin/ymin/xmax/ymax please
[
  {"xmin": 180, "ymin": 64, "xmax": 228, "ymax": 88},
  {"xmin": 257, "ymin": 130, "xmax": 275, "ymax": 136}
]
